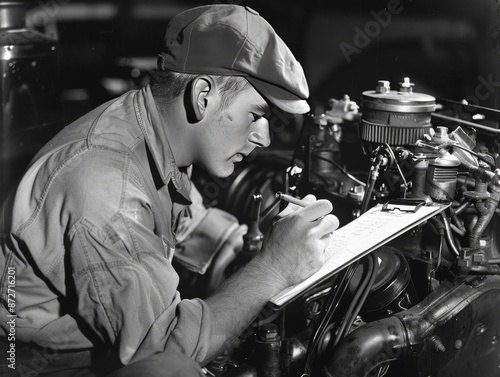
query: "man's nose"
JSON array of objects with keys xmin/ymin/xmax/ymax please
[{"xmin": 248, "ymin": 119, "xmax": 271, "ymax": 148}]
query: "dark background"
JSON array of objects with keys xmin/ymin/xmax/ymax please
[{"xmin": 1, "ymin": 0, "xmax": 499, "ymax": 200}]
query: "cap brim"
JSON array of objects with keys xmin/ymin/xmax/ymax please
[{"xmin": 246, "ymin": 77, "xmax": 310, "ymax": 114}]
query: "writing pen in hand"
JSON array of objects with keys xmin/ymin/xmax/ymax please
[
  {"xmin": 276, "ymin": 192, "xmax": 335, "ymax": 211},
  {"xmin": 276, "ymin": 192, "xmax": 335, "ymax": 238},
  {"xmin": 275, "ymin": 191, "xmax": 310, "ymax": 207}
]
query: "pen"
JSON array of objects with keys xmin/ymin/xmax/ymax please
[
  {"xmin": 275, "ymin": 191, "xmax": 309, "ymax": 207},
  {"xmin": 276, "ymin": 191, "xmax": 335, "ymax": 235}
]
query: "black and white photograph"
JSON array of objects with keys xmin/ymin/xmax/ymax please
[{"xmin": 1, "ymin": 1, "xmax": 499, "ymax": 376}]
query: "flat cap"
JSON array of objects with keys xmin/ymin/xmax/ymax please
[{"xmin": 158, "ymin": 4, "xmax": 310, "ymax": 114}]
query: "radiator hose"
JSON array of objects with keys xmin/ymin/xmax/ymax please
[{"xmin": 323, "ymin": 316, "xmax": 407, "ymax": 377}]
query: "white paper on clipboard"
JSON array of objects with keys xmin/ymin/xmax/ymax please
[{"xmin": 270, "ymin": 202, "xmax": 450, "ymax": 308}]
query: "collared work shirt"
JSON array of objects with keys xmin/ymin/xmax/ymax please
[{"xmin": 0, "ymin": 86, "xmax": 213, "ymax": 365}]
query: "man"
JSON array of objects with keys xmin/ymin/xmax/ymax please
[{"xmin": 0, "ymin": 4, "xmax": 339, "ymax": 376}]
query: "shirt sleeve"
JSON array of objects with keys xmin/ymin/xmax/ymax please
[{"xmin": 63, "ymin": 151, "xmax": 213, "ymax": 365}]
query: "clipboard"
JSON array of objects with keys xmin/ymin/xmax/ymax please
[
  {"xmin": 382, "ymin": 198, "xmax": 426, "ymax": 213},
  {"xmin": 269, "ymin": 201, "xmax": 450, "ymax": 308}
]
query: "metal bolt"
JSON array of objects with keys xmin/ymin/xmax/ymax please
[
  {"xmin": 376, "ymin": 80, "xmax": 391, "ymax": 93},
  {"xmin": 455, "ymin": 339, "xmax": 463, "ymax": 350},
  {"xmin": 208, "ymin": 355, "xmax": 228, "ymax": 372},
  {"xmin": 429, "ymin": 335, "xmax": 446, "ymax": 353},
  {"xmin": 307, "ymin": 301, "xmax": 321, "ymax": 315},
  {"xmin": 399, "ymin": 77, "xmax": 414, "ymax": 92},
  {"xmin": 436, "ymin": 127, "xmax": 448, "ymax": 138},
  {"xmin": 401, "ymin": 77, "xmax": 411, "ymax": 87},
  {"xmin": 476, "ymin": 323, "xmax": 488, "ymax": 336},
  {"xmin": 259, "ymin": 323, "xmax": 279, "ymax": 341}
]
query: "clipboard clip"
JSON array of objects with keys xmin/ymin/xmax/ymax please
[{"xmin": 382, "ymin": 199, "xmax": 426, "ymax": 213}]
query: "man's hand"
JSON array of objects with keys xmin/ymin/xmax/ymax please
[
  {"xmin": 203, "ymin": 195, "xmax": 339, "ymax": 361},
  {"xmin": 258, "ymin": 195, "xmax": 340, "ymax": 288}
]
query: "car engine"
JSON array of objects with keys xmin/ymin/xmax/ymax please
[{"xmin": 185, "ymin": 78, "xmax": 500, "ymax": 377}]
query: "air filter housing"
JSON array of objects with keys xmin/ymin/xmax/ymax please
[{"xmin": 361, "ymin": 78, "xmax": 436, "ymax": 145}]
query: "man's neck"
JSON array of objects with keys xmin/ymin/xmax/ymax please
[{"xmin": 155, "ymin": 99, "xmax": 195, "ymax": 168}]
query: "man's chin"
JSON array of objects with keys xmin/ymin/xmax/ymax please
[
  {"xmin": 194, "ymin": 160, "xmax": 242, "ymax": 179},
  {"xmin": 208, "ymin": 164, "xmax": 236, "ymax": 179}
]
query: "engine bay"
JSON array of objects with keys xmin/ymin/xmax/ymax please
[
  {"xmin": 186, "ymin": 78, "xmax": 500, "ymax": 377},
  {"xmin": 1, "ymin": 2, "xmax": 499, "ymax": 376}
]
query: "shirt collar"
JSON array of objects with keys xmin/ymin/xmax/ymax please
[{"xmin": 133, "ymin": 85, "xmax": 192, "ymax": 202}]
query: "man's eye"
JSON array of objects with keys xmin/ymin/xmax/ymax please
[{"xmin": 251, "ymin": 113, "xmax": 262, "ymax": 122}]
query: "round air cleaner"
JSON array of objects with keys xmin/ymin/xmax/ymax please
[{"xmin": 361, "ymin": 78, "xmax": 436, "ymax": 145}]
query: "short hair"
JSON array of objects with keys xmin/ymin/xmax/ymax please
[{"xmin": 149, "ymin": 69, "xmax": 251, "ymax": 108}]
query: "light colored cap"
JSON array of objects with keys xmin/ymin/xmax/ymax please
[{"xmin": 158, "ymin": 4, "xmax": 310, "ymax": 114}]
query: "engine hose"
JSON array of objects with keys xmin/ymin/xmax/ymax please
[
  {"xmin": 428, "ymin": 216, "xmax": 445, "ymax": 235},
  {"xmin": 360, "ymin": 160, "xmax": 381, "ymax": 214},
  {"xmin": 324, "ymin": 316, "xmax": 408, "ymax": 377},
  {"xmin": 333, "ymin": 255, "xmax": 375, "ymax": 348},
  {"xmin": 344, "ymin": 254, "xmax": 380, "ymax": 336},
  {"xmin": 304, "ymin": 263, "xmax": 359, "ymax": 375},
  {"xmin": 456, "ymin": 175, "xmax": 476, "ymax": 192},
  {"xmin": 451, "ymin": 198, "xmax": 472, "ymax": 216},
  {"xmin": 325, "ymin": 276, "xmax": 500, "ymax": 377},
  {"xmin": 440, "ymin": 213, "xmax": 461, "ymax": 256},
  {"xmin": 451, "ymin": 214, "xmax": 466, "ymax": 235},
  {"xmin": 470, "ymin": 193, "xmax": 500, "ymax": 250}
]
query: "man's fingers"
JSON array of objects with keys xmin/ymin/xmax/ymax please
[
  {"xmin": 298, "ymin": 199, "xmax": 333, "ymax": 222},
  {"xmin": 315, "ymin": 214, "xmax": 340, "ymax": 238},
  {"xmin": 300, "ymin": 194, "xmax": 317, "ymax": 204},
  {"xmin": 277, "ymin": 194, "xmax": 317, "ymax": 218}
]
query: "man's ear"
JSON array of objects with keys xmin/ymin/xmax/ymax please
[{"xmin": 190, "ymin": 75, "xmax": 216, "ymax": 121}]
